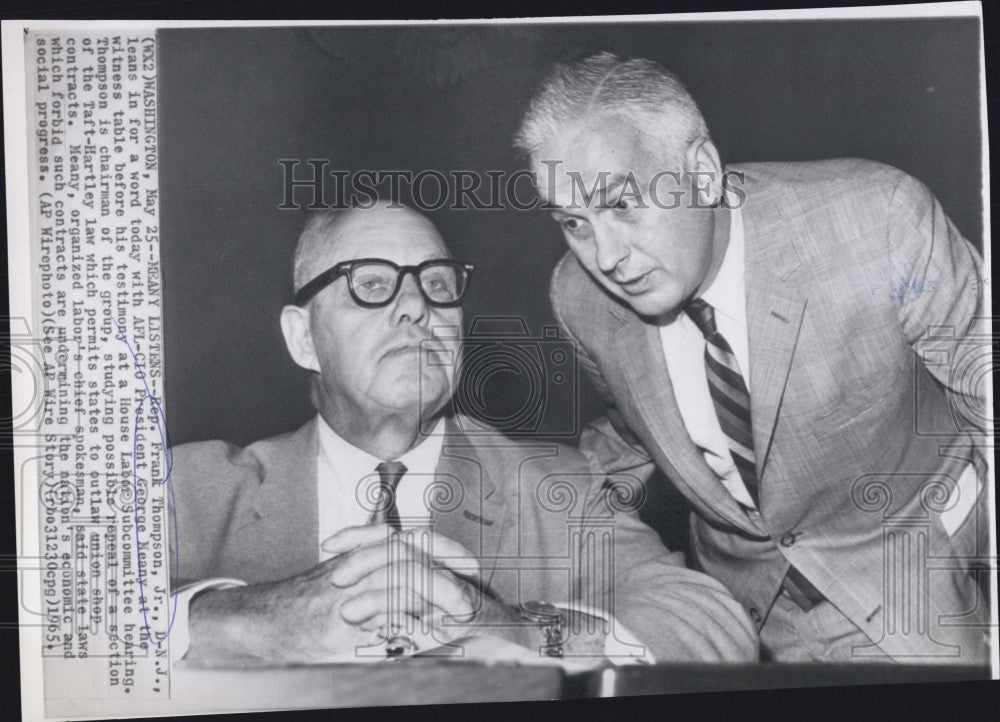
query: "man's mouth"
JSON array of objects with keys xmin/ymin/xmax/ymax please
[
  {"xmin": 616, "ymin": 270, "xmax": 653, "ymax": 294},
  {"xmin": 381, "ymin": 343, "xmax": 422, "ymax": 359},
  {"xmin": 381, "ymin": 338, "xmax": 448, "ymax": 361}
]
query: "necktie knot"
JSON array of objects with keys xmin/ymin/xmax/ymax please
[
  {"xmin": 372, "ymin": 461, "xmax": 407, "ymax": 529},
  {"xmin": 376, "ymin": 460, "xmax": 408, "ymax": 483},
  {"xmin": 685, "ymin": 297, "xmax": 718, "ymax": 339}
]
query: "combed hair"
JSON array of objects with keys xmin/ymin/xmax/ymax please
[
  {"xmin": 514, "ymin": 52, "xmax": 708, "ymax": 165},
  {"xmin": 292, "ymin": 208, "xmax": 348, "ymax": 293},
  {"xmin": 290, "ymin": 209, "xmax": 349, "ymax": 411}
]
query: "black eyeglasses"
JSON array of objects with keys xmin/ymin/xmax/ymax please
[{"xmin": 294, "ymin": 258, "xmax": 475, "ymax": 308}]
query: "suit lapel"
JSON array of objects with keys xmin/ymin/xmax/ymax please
[
  {"xmin": 429, "ymin": 420, "xmax": 510, "ymax": 577},
  {"xmin": 745, "ymin": 260, "xmax": 807, "ymax": 480},
  {"xmin": 230, "ymin": 420, "xmax": 320, "ymax": 580},
  {"xmin": 741, "ymin": 197, "xmax": 808, "ymax": 487},
  {"xmin": 616, "ymin": 315, "xmax": 764, "ymax": 535},
  {"xmin": 229, "ymin": 418, "xmax": 511, "ymax": 582}
]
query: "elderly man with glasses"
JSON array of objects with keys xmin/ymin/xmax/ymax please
[{"xmin": 166, "ymin": 201, "xmax": 757, "ymax": 666}]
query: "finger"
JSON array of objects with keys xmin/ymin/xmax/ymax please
[
  {"xmin": 340, "ymin": 587, "xmax": 437, "ymax": 626},
  {"xmin": 329, "ymin": 534, "xmax": 422, "ymax": 588},
  {"xmin": 350, "ymin": 612, "xmax": 404, "ymax": 633},
  {"xmin": 410, "ymin": 566, "xmax": 479, "ymax": 621},
  {"xmin": 401, "ymin": 530, "xmax": 482, "ymax": 581},
  {"xmin": 341, "ymin": 592, "xmax": 467, "ymax": 633},
  {"xmin": 340, "ymin": 567, "xmax": 476, "ymax": 622},
  {"xmin": 353, "ymin": 608, "xmax": 464, "ymax": 637},
  {"xmin": 321, "ymin": 523, "xmax": 393, "ymax": 556},
  {"xmin": 322, "ymin": 526, "xmax": 482, "ymax": 581},
  {"xmin": 327, "ymin": 529, "xmax": 482, "ymax": 587},
  {"xmin": 356, "ymin": 613, "xmax": 388, "ymax": 633},
  {"xmin": 356, "ymin": 612, "xmax": 438, "ymax": 638}
]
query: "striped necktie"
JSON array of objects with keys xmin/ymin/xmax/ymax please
[
  {"xmin": 371, "ymin": 461, "xmax": 407, "ymax": 531},
  {"xmin": 685, "ymin": 298, "xmax": 759, "ymax": 507},
  {"xmin": 686, "ymin": 299, "xmax": 826, "ymax": 610}
]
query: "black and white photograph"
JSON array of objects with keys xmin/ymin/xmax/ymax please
[{"xmin": 3, "ymin": 4, "xmax": 996, "ymax": 718}]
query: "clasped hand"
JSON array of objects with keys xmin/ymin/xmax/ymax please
[
  {"xmin": 187, "ymin": 524, "xmax": 525, "ymax": 664},
  {"xmin": 322, "ymin": 523, "xmax": 487, "ymax": 637}
]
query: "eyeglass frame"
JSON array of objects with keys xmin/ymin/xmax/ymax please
[{"xmin": 293, "ymin": 257, "xmax": 475, "ymax": 309}]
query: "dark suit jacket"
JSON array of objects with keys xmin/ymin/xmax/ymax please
[
  {"xmin": 168, "ymin": 414, "xmax": 759, "ymax": 662},
  {"xmin": 551, "ymin": 159, "xmax": 988, "ymax": 661}
]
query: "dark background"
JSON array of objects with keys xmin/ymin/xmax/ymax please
[{"xmin": 158, "ymin": 19, "xmax": 982, "ymax": 553}]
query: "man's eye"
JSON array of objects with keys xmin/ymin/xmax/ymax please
[
  {"xmin": 358, "ymin": 277, "xmax": 389, "ymax": 290},
  {"xmin": 560, "ymin": 218, "xmax": 583, "ymax": 233}
]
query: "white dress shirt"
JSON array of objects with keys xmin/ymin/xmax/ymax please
[
  {"xmin": 659, "ymin": 208, "xmax": 757, "ymax": 508},
  {"xmin": 316, "ymin": 414, "xmax": 444, "ymax": 558}
]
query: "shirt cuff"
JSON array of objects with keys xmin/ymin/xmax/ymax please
[
  {"xmin": 170, "ymin": 578, "xmax": 247, "ymax": 663},
  {"xmin": 940, "ymin": 463, "xmax": 980, "ymax": 537},
  {"xmin": 556, "ymin": 601, "xmax": 654, "ymax": 666}
]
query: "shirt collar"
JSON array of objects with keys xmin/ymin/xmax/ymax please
[
  {"xmin": 316, "ymin": 413, "xmax": 446, "ymax": 484},
  {"xmin": 700, "ymin": 208, "xmax": 745, "ymax": 325}
]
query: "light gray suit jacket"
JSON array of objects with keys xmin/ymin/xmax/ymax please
[
  {"xmin": 551, "ymin": 159, "xmax": 988, "ymax": 661},
  {"xmin": 168, "ymin": 414, "xmax": 759, "ymax": 662}
]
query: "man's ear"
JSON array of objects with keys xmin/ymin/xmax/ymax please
[
  {"xmin": 685, "ymin": 137, "xmax": 724, "ymax": 207},
  {"xmin": 280, "ymin": 304, "xmax": 321, "ymax": 373}
]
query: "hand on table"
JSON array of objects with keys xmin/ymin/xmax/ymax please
[
  {"xmin": 322, "ymin": 524, "xmax": 498, "ymax": 640},
  {"xmin": 186, "ymin": 524, "xmax": 608, "ymax": 664},
  {"xmin": 323, "ymin": 524, "xmax": 608, "ymax": 662},
  {"xmin": 186, "ymin": 554, "xmax": 371, "ymax": 664}
]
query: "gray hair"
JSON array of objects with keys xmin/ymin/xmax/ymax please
[
  {"xmin": 290, "ymin": 210, "xmax": 348, "ymax": 411},
  {"xmin": 292, "ymin": 208, "xmax": 348, "ymax": 293},
  {"xmin": 514, "ymin": 52, "xmax": 709, "ymax": 165}
]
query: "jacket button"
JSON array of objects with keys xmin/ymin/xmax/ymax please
[
  {"xmin": 749, "ymin": 607, "xmax": 762, "ymax": 624},
  {"xmin": 780, "ymin": 532, "xmax": 797, "ymax": 547}
]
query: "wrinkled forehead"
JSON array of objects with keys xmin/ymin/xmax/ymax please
[
  {"xmin": 530, "ymin": 115, "xmax": 663, "ymax": 208},
  {"xmin": 310, "ymin": 206, "xmax": 450, "ymax": 272}
]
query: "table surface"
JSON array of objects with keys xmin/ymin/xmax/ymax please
[
  {"xmin": 160, "ymin": 660, "xmax": 992, "ymax": 714},
  {"xmin": 568, "ymin": 662, "xmax": 991, "ymax": 698}
]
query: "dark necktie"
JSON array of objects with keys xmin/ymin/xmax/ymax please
[
  {"xmin": 685, "ymin": 298, "xmax": 760, "ymax": 506},
  {"xmin": 371, "ymin": 461, "xmax": 407, "ymax": 531},
  {"xmin": 686, "ymin": 298, "xmax": 825, "ymax": 611}
]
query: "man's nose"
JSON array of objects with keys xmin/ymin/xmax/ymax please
[
  {"xmin": 391, "ymin": 271, "xmax": 430, "ymax": 324},
  {"xmin": 593, "ymin": 227, "xmax": 630, "ymax": 275}
]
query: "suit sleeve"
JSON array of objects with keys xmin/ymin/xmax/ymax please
[
  {"xmin": 885, "ymin": 173, "xmax": 989, "ymax": 475},
  {"xmin": 167, "ymin": 440, "xmax": 256, "ymax": 587},
  {"xmin": 573, "ymin": 456, "xmax": 759, "ymax": 662},
  {"xmin": 550, "ymin": 279, "xmax": 657, "ymax": 484}
]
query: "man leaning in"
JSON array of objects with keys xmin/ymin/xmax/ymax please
[
  {"xmin": 167, "ymin": 201, "xmax": 758, "ymax": 665},
  {"xmin": 517, "ymin": 52, "xmax": 989, "ymax": 663}
]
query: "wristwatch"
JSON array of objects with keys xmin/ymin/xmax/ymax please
[{"xmin": 520, "ymin": 601, "xmax": 565, "ymax": 658}]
